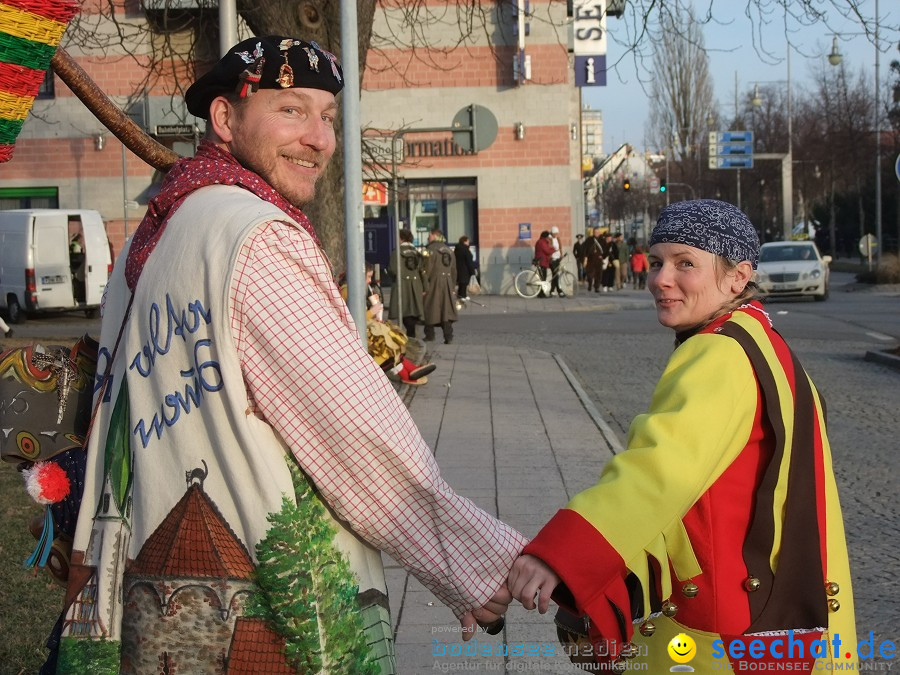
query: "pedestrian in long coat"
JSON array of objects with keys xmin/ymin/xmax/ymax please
[
  {"xmin": 388, "ymin": 228, "xmax": 426, "ymax": 337},
  {"xmin": 454, "ymin": 235, "xmax": 476, "ymax": 298},
  {"xmin": 423, "ymin": 228, "xmax": 458, "ymax": 343},
  {"xmin": 584, "ymin": 227, "xmax": 606, "ymax": 292}
]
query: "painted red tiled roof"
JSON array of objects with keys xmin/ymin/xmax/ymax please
[
  {"xmin": 226, "ymin": 617, "xmax": 294, "ymax": 674},
  {"xmin": 128, "ymin": 484, "xmax": 255, "ymax": 579}
]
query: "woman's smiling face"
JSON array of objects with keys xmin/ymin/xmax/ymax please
[{"xmin": 647, "ymin": 243, "xmax": 748, "ymax": 332}]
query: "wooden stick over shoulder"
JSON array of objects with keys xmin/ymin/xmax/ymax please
[{"xmin": 50, "ymin": 48, "xmax": 180, "ymax": 172}]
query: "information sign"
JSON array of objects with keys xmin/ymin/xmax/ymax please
[
  {"xmin": 575, "ymin": 55, "xmax": 607, "ymax": 87},
  {"xmin": 518, "ymin": 223, "xmax": 532, "ymax": 240},
  {"xmin": 573, "ymin": 0, "xmax": 607, "ymax": 87}
]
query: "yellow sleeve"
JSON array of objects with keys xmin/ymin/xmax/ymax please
[{"xmin": 569, "ymin": 333, "xmax": 758, "ymax": 582}]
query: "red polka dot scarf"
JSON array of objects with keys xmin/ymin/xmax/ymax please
[{"xmin": 125, "ymin": 140, "xmax": 321, "ymax": 291}]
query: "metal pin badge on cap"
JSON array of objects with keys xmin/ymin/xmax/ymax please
[
  {"xmin": 184, "ymin": 36, "xmax": 345, "ymax": 119},
  {"xmin": 276, "ymin": 38, "xmax": 299, "ymax": 88},
  {"xmin": 236, "ymin": 42, "xmax": 265, "ymax": 99}
]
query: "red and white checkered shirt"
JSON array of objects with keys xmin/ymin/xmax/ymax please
[{"xmin": 229, "ymin": 220, "xmax": 527, "ymax": 616}]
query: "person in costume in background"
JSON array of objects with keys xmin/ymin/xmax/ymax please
[
  {"xmin": 583, "ymin": 226, "xmax": 606, "ymax": 293},
  {"xmin": 423, "ymin": 228, "xmax": 458, "ymax": 344},
  {"xmin": 508, "ymin": 200, "xmax": 856, "ymax": 672},
  {"xmin": 55, "ymin": 36, "xmax": 523, "ymax": 674},
  {"xmin": 387, "ymin": 227, "xmax": 427, "ymax": 338},
  {"xmin": 340, "ymin": 263, "xmax": 436, "ymax": 386}
]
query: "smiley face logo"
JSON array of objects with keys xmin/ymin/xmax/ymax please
[{"xmin": 667, "ymin": 633, "xmax": 697, "ymax": 664}]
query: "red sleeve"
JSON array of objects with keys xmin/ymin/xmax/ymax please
[{"xmin": 524, "ymin": 509, "xmax": 634, "ymax": 650}]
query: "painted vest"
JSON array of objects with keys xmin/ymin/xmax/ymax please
[{"xmin": 59, "ymin": 186, "xmax": 394, "ymax": 674}]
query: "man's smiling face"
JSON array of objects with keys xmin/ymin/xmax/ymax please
[{"xmin": 218, "ymin": 87, "xmax": 338, "ymax": 208}]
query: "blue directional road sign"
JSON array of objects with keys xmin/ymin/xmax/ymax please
[
  {"xmin": 713, "ymin": 143, "xmax": 753, "ymax": 155},
  {"xmin": 709, "ymin": 130, "xmax": 754, "ymax": 144},
  {"xmin": 708, "ymin": 131, "xmax": 754, "ymax": 170},
  {"xmin": 709, "ymin": 156, "xmax": 754, "ymax": 170}
]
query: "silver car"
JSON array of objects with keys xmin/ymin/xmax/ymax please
[{"xmin": 755, "ymin": 241, "xmax": 831, "ymax": 301}]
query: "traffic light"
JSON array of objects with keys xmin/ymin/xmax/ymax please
[
  {"xmin": 623, "ymin": 178, "xmax": 631, "ymax": 192},
  {"xmin": 659, "ymin": 179, "xmax": 667, "ymax": 193}
]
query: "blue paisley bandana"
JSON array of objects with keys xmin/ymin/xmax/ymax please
[{"xmin": 650, "ymin": 199, "xmax": 760, "ymax": 269}]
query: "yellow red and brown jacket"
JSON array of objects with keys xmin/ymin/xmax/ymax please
[{"xmin": 524, "ymin": 302, "xmax": 856, "ymax": 670}]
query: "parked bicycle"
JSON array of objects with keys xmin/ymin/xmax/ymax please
[{"xmin": 514, "ymin": 252, "xmax": 577, "ymax": 299}]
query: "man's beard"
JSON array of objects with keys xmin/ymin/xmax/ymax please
[{"xmin": 230, "ymin": 145, "xmax": 325, "ymax": 209}]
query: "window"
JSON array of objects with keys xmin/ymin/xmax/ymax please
[
  {"xmin": 404, "ymin": 179, "xmax": 478, "ymax": 251},
  {"xmin": 36, "ymin": 71, "xmax": 55, "ymax": 99},
  {"xmin": 0, "ymin": 186, "xmax": 59, "ymax": 210}
]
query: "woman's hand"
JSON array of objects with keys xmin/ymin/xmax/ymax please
[
  {"xmin": 508, "ymin": 554, "xmax": 560, "ymax": 614},
  {"xmin": 459, "ymin": 583, "xmax": 512, "ymax": 641}
]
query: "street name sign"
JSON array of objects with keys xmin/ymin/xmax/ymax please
[{"xmin": 367, "ymin": 137, "xmax": 403, "ymax": 165}]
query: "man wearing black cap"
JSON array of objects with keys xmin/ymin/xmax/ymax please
[{"xmin": 58, "ymin": 36, "xmax": 524, "ymax": 673}]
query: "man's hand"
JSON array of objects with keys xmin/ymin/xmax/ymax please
[
  {"xmin": 508, "ymin": 554, "xmax": 560, "ymax": 614},
  {"xmin": 459, "ymin": 584, "xmax": 512, "ymax": 641}
]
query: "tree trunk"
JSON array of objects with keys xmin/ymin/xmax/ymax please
[{"xmin": 236, "ymin": 0, "xmax": 378, "ymax": 276}]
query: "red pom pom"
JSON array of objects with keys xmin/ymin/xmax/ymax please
[{"xmin": 24, "ymin": 461, "xmax": 70, "ymax": 504}]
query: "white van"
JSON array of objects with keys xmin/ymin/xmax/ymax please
[{"xmin": 0, "ymin": 209, "xmax": 112, "ymax": 322}]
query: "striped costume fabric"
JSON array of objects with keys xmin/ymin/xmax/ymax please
[
  {"xmin": 0, "ymin": 0, "xmax": 78, "ymax": 161},
  {"xmin": 524, "ymin": 303, "xmax": 855, "ymax": 671}
]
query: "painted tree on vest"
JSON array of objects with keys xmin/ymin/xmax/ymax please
[{"xmin": 246, "ymin": 461, "xmax": 378, "ymax": 674}]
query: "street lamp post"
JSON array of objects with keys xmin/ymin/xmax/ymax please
[
  {"xmin": 828, "ymin": 0, "xmax": 882, "ymax": 265},
  {"xmin": 874, "ymin": 0, "xmax": 882, "ymax": 265},
  {"xmin": 786, "ymin": 48, "xmax": 793, "ymax": 242},
  {"xmin": 751, "ymin": 57, "xmax": 793, "ymax": 242}
]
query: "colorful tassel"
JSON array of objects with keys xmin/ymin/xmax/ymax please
[
  {"xmin": 25, "ymin": 505, "xmax": 54, "ymax": 568},
  {"xmin": 23, "ymin": 460, "xmax": 70, "ymax": 504}
]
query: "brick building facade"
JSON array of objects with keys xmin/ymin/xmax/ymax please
[{"xmin": 1, "ymin": 2, "xmax": 583, "ymax": 293}]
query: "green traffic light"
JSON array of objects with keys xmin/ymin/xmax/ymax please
[{"xmin": 659, "ymin": 185, "xmax": 667, "ymax": 193}]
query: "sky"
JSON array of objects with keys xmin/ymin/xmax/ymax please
[{"xmin": 582, "ymin": 1, "xmax": 898, "ymax": 155}]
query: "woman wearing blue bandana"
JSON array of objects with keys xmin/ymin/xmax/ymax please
[{"xmin": 509, "ymin": 200, "xmax": 856, "ymax": 672}]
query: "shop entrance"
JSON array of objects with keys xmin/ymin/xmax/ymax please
[
  {"xmin": 364, "ymin": 178, "xmax": 479, "ymax": 283},
  {"xmin": 406, "ymin": 178, "xmax": 478, "ymax": 258}
]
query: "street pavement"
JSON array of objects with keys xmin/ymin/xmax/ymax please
[
  {"xmin": 385, "ymin": 281, "xmax": 900, "ymax": 674},
  {"xmin": 386, "ymin": 289, "xmax": 646, "ymax": 674}
]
